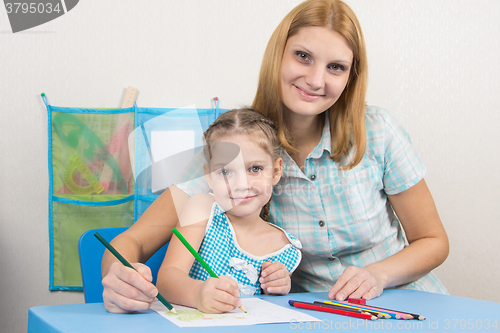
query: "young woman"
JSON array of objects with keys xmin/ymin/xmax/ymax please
[{"xmin": 101, "ymin": 0, "xmax": 448, "ymax": 313}]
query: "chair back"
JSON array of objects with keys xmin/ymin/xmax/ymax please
[{"xmin": 78, "ymin": 227, "xmax": 169, "ymax": 303}]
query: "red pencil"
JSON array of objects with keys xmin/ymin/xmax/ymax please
[{"xmin": 289, "ymin": 300, "xmax": 378, "ymax": 320}]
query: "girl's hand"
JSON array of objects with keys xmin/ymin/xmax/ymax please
[
  {"xmin": 102, "ymin": 262, "xmax": 158, "ymax": 313},
  {"xmin": 195, "ymin": 276, "xmax": 241, "ymax": 313},
  {"xmin": 328, "ymin": 266, "xmax": 386, "ymax": 301},
  {"xmin": 259, "ymin": 262, "xmax": 291, "ymax": 295}
]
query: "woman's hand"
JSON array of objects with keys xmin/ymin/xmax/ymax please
[
  {"xmin": 195, "ymin": 276, "xmax": 242, "ymax": 313},
  {"xmin": 259, "ymin": 262, "xmax": 291, "ymax": 295},
  {"xmin": 102, "ymin": 262, "xmax": 158, "ymax": 313},
  {"xmin": 328, "ymin": 266, "xmax": 386, "ymax": 301},
  {"xmin": 101, "ymin": 186, "xmax": 191, "ymax": 313},
  {"xmin": 329, "ymin": 180, "xmax": 449, "ymax": 301}
]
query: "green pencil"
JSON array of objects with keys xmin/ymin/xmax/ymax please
[
  {"xmin": 172, "ymin": 227, "xmax": 247, "ymax": 313},
  {"xmin": 94, "ymin": 232, "xmax": 177, "ymax": 314}
]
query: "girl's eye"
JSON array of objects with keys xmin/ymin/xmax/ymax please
[
  {"xmin": 295, "ymin": 51, "xmax": 310, "ymax": 62},
  {"xmin": 218, "ymin": 168, "xmax": 231, "ymax": 176},
  {"xmin": 328, "ymin": 63, "xmax": 346, "ymax": 72},
  {"xmin": 249, "ymin": 166, "xmax": 263, "ymax": 173}
]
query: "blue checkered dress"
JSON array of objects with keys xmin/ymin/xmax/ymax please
[
  {"xmin": 188, "ymin": 202, "xmax": 302, "ymax": 295},
  {"xmin": 176, "ymin": 106, "xmax": 448, "ymax": 294}
]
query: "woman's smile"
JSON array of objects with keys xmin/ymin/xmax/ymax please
[{"xmin": 294, "ymin": 84, "xmax": 324, "ymax": 101}]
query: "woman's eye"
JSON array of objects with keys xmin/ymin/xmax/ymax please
[
  {"xmin": 328, "ymin": 63, "xmax": 346, "ymax": 72},
  {"xmin": 296, "ymin": 51, "xmax": 310, "ymax": 62}
]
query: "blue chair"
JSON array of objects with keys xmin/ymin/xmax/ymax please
[{"xmin": 78, "ymin": 227, "xmax": 169, "ymax": 303}]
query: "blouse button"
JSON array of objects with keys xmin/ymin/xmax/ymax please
[
  {"xmin": 328, "ymin": 257, "xmax": 336, "ymax": 262},
  {"xmin": 310, "ymin": 174, "xmax": 316, "ymax": 180},
  {"xmin": 319, "ymin": 220, "xmax": 325, "ymax": 227}
]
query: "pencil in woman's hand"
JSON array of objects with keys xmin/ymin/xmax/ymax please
[{"xmin": 94, "ymin": 232, "xmax": 177, "ymax": 314}]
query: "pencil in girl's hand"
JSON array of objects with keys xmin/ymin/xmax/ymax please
[
  {"xmin": 94, "ymin": 232, "xmax": 177, "ymax": 314},
  {"xmin": 172, "ymin": 228, "xmax": 217, "ymax": 277},
  {"xmin": 172, "ymin": 227, "xmax": 247, "ymax": 313},
  {"xmin": 289, "ymin": 300, "xmax": 378, "ymax": 320}
]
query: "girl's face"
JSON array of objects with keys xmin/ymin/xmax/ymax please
[
  {"xmin": 205, "ymin": 134, "xmax": 282, "ymax": 220},
  {"xmin": 280, "ymin": 26, "xmax": 353, "ymax": 118}
]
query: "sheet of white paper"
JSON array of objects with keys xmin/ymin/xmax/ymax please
[
  {"xmin": 151, "ymin": 298, "xmax": 320, "ymax": 327},
  {"xmin": 151, "ymin": 130, "xmax": 195, "ymax": 193}
]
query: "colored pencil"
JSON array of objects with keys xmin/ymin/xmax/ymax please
[
  {"xmin": 289, "ymin": 300, "xmax": 377, "ymax": 320},
  {"xmin": 94, "ymin": 232, "xmax": 177, "ymax": 314},
  {"xmin": 325, "ymin": 300, "xmax": 412, "ymax": 320},
  {"xmin": 343, "ymin": 302, "xmax": 425, "ymax": 320},
  {"xmin": 324, "ymin": 300, "xmax": 403, "ymax": 319},
  {"xmin": 356, "ymin": 303, "xmax": 425, "ymax": 320},
  {"xmin": 313, "ymin": 301, "xmax": 390, "ymax": 319},
  {"xmin": 172, "ymin": 227, "xmax": 247, "ymax": 313}
]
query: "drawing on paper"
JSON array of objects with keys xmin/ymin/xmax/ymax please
[
  {"xmin": 151, "ymin": 298, "xmax": 321, "ymax": 327},
  {"xmin": 165, "ymin": 309, "xmax": 226, "ymax": 322}
]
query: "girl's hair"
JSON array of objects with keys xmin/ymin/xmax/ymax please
[
  {"xmin": 252, "ymin": 0, "xmax": 368, "ymax": 170},
  {"xmin": 203, "ymin": 108, "xmax": 280, "ymax": 161},
  {"xmin": 203, "ymin": 108, "xmax": 280, "ymax": 220}
]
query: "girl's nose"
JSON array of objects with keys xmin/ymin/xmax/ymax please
[{"xmin": 230, "ymin": 171, "xmax": 250, "ymax": 192}]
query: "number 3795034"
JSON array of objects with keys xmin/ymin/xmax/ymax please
[{"xmin": 5, "ymin": 2, "xmax": 62, "ymax": 14}]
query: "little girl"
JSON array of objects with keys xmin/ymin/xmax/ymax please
[{"xmin": 157, "ymin": 108, "xmax": 302, "ymax": 314}]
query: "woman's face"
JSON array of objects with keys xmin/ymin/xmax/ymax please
[{"xmin": 280, "ymin": 26, "xmax": 353, "ymax": 118}]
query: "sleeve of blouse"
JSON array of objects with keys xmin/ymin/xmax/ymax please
[
  {"xmin": 173, "ymin": 148, "xmax": 211, "ymax": 196},
  {"xmin": 382, "ymin": 110, "xmax": 427, "ymax": 195}
]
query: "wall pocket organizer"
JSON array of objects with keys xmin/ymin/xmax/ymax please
[{"xmin": 43, "ymin": 92, "xmax": 224, "ymax": 290}]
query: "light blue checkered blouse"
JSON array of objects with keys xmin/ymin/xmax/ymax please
[
  {"xmin": 188, "ymin": 202, "xmax": 302, "ymax": 296},
  {"xmin": 176, "ymin": 106, "xmax": 448, "ymax": 294}
]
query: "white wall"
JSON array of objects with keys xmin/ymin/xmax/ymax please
[{"xmin": 1, "ymin": 1, "xmax": 499, "ymax": 332}]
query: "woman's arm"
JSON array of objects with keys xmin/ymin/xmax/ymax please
[
  {"xmin": 101, "ymin": 186, "xmax": 190, "ymax": 313},
  {"xmin": 157, "ymin": 194, "xmax": 242, "ymax": 313},
  {"xmin": 328, "ymin": 179, "xmax": 449, "ymax": 300}
]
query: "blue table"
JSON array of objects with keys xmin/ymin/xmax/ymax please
[{"xmin": 28, "ymin": 289, "xmax": 500, "ymax": 332}]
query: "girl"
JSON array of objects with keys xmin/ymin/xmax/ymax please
[
  {"xmin": 156, "ymin": 109, "xmax": 302, "ymax": 314},
  {"xmin": 101, "ymin": 0, "xmax": 448, "ymax": 313}
]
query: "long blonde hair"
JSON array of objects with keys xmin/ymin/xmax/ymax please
[{"xmin": 252, "ymin": 0, "xmax": 367, "ymax": 169}]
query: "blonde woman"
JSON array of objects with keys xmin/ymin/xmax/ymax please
[{"xmin": 101, "ymin": 0, "xmax": 448, "ymax": 313}]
